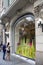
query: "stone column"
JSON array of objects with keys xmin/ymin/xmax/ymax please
[
  {"xmin": 34, "ymin": 2, "xmax": 43, "ymax": 65},
  {"xmin": 3, "ymin": 27, "xmax": 6, "ymax": 44},
  {"xmin": 35, "ymin": 18, "xmax": 43, "ymax": 65},
  {"xmin": 9, "ymin": 22, "xmax": 15, "ymax": 53},
  {"xmin": 9, "ymin": 24, "xmax": 12, "ymax": 53}
]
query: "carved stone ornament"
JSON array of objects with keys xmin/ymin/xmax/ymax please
[{"xmin": 34, "ymin": 4, "xmax": 43, "ymax": 17}]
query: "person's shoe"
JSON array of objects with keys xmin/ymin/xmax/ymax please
[{"xmin": 3, "ymin": 58, "xmax": 5, "ymax": 60}]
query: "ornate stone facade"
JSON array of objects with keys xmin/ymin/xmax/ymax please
[{"xmin": 34, "ymin": 3, "xmax": 43, "ymax": 18}]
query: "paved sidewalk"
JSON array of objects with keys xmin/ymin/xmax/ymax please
[{"xmin": 0, "ymin": 51, "xmax": 35, "ymax": 65}]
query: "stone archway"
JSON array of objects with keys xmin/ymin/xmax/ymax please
[{"xmin": 10, "ymin": 13, "xmax": 35, "ymax": 59}]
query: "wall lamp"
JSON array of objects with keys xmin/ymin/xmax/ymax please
[{"xmin": 38, "ymin": 21, "xmax": 43, "ymax": 32}]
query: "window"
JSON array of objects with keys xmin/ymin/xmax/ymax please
[
  {"xmin": 8, "ymin": 0, "xmax": 10, "ymax": 6},
  {"xmin": 14, "ymin": 13, "xmax": 35, "ymax": 59}
]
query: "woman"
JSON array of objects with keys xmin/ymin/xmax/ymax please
[{"xmin": 6, "ymin": 42, "xmax": 10, "ymax": 61}]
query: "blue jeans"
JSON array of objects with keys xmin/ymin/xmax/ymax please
[{"xmin": 3, "ymin": 52, "xmax": 6, "ymax": 60}]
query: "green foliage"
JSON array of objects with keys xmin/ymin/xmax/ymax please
[{"xmin": 16, "ymin": 43, "xmax": 35, "ymax": 59}]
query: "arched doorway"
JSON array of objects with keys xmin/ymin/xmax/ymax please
[{"xmin": 14, "ymin": 13, "xmax": 35, "ymax": 59}]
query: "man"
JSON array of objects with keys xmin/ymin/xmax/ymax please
[{"xmin": 3, "ymin": 44, "xmax": 6, "ymax": 60}]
